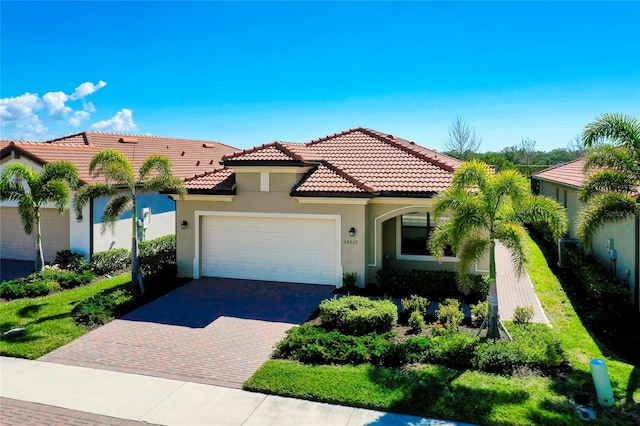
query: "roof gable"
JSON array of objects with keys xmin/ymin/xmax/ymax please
[{"xmin": 533, "ymin": 159, "xmax": 587, "ymax": 188}]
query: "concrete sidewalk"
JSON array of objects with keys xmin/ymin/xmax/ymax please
[{"xmin": 0, "ymin": 357, "xmax": 475, "ymax": 426}]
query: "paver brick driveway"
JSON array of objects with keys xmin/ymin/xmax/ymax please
[{"xmin": 39, "ymin": 278, "xmax": 335, "ymax": 389}]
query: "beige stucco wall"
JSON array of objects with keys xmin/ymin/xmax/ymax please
[
  {"xmin": 538, "ymin": 179, "xmax": 580, "ymax": 238},
  {"xmin": 176, "ymin": 169, "xmax": 367, "ymax": 285},
  {"xmin": 0, "ymin": 207, "xmax": 70, "ymax": 262},
  {"xmin": 537, "ymin": 178, "xmax": 638, "ymax": 309}
]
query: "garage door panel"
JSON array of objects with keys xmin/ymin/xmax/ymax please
[{"xmin": 201, "ymin": 215, "xmax": 338, "ymax": 285}]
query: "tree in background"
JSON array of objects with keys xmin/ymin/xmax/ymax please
[
  {"xmin": 444, "ymin": 115, "xmax": 482, "ymax": 160},
  {"xmin": 0, "ymin": 161, "xmax": 79, "ymax": 271},
  {"xmin": 577, "ymin": 113, "xmax": 640, "ymax": 250},
  {"xmin": 74, "ymin": 149, "xmax": 185, "ymax": 293},
  {"xmin": 429, "ymin": 160, "xmax": 567, "ymax": 339},
  {"xmin": 567, "ymin": 134, "xmax": 586, "ymax": 156}
]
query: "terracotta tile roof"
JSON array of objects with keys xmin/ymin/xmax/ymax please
[
  {"xmin": 221, "ymin": 141, "xmax": 323, "ymax": 164},
  {"xmin": 184, "ymin": 167, "xmax": 235, "ymax": 193},
  {"xmin": 533, "ymin": 157, "xmax": 640, "ymax": 197},
  {"xmin": 0, "ymin": 132, "xmax": 238, "ymax": 184},
  {"xmin": 533, "ymin": 158, "xmax": 587, "ymax": 188},
  {"xmin": 188, "ymin": 127, "xmax": 462, "ymax": 196}
]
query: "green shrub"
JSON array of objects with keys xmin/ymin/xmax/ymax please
[
  {"xmin": 0, "ymin": 279, "xmax": 59, "ymax": 300},
  {"xmin": 35, "ymin": 268, "xmax": 94, "ymax": 289},
  {"xmin": 53, "ymin": 250, "xmax": 90, "ymax": 272},
  {"xmin": 139, "ymin": 235, "xmax": 177, "ymax": 284},
  {"xmin": 512, "ymin": 305, "xmax": 534, "ymax": 324},
  {"xmin": 342, "ymin": 272, "xmax": 357, "ymax": 291},
  {"xmin": 428, "ymin": 333, "xmax": 478, "ymax": 369},
  {"xmin": 274, "ymin": 324, "xmax": 374, "ymax": 365},
  {"xmin": 401, "ymin": 295, "xmax": 429, "ymax": 316},
  {"xmin": 408, "ymin": 311, "xmax": 425, "ymax": 332},
  {"xmin": 473, "ymin": 340, "xmax": 522, "ymax": 374},
  {"xmin": 91, "ymin": 248, "xmax": 130, "ymax": 275},
  {"xmin": 72, "ymin": 289, "xmax": 133, "ymax": 326},
  {"xmin": 470, "ymin": 301, "xmax": 488, "ymax": 326},
  {"xmin": 319, "ymin": 296, "xmax": 398, "ymax": 335},
  {"xmin": 375, "ymin": 269, "xmax": 487, "ymax": 302},
  {"xmin": 435, "ymin": 298, "xmax": 464, "ymax": 333}
]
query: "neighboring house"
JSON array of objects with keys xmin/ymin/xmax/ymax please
[
  {"xmin": 532, "ymin": 159, "xmax": 639, "ymax": 311},
  {"xmin": 0, "ymin": 133, "xmax": 237, "ymax": 263},
  {"xmin": 172, "ymin": 127, "xmax": 489, "ymax": 287}
]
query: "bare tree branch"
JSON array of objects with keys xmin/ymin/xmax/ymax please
[{"xmin": 444, "ymin": 115, "xmax": 482, "ymax": 159}]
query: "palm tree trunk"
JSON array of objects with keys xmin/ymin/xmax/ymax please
[
  {"xmin": 35, "ymin": 209, "xmax": 44, "ymax": 271},
  {"xmin": 131, "ymin": 195, "xmax": 144, "ymax": 294},
  {"xmin": 486, "ymin": 240, "xmax": 500, "ymax": 339}
]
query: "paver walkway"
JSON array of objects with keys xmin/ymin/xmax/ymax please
[
  {"xmin": 494, "ymin": 241, "xmax": 549, "ymax": 324},
  {"xmin": 39, "ymin": 278, "xmax": 335, "ymax": 388}
]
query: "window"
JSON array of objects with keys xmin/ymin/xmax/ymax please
[
  {"xmin": 555, "ymin": 187, "xmax": 559, "ymax": 202},
  {"xmin": 400, "ymin": 212, "xmax": 455, "ymax": 257},
  {"xmin": 401, "ymin": 212, "xmax": 431, "ymax": 255},
  {"xmin": 563, "ymin": 190, "xmax": 567, "ymax": 208}
]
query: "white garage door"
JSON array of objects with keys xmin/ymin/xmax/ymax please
[{"xmin": 201, "ymin": 215, "xmax": 339, "ymax": 285}]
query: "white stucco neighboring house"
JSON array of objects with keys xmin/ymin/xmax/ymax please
[
  {"xmin": 0, "ymin": 132, "xmax": 237, "ymax": 264},
  {"xmin": 532, "ymin": 159, "xmax": 639, "ymax": 312}
]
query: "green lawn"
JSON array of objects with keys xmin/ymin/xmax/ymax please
[
  {"xmin": 0, "ymin": 273, "xmax": 131, "ymax": 359},
  {"xmin": 244, "ymin": 235, "xmax": 640, "ymax": 426}
]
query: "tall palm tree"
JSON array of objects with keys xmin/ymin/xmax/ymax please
[
  {"xmin": 429, "ymin": 160, "xmax": 567, "ymax": 339},
  {"xmin": 577, "ymin": 113, "xmax": 640, "ymax": 246},
  {"xmin": 0, "ymin": 161, "xmax": 80, "ymax": 271},
  {"xmin": 74, "ymin": 149, "xmax": 185, "ymax": 293}
]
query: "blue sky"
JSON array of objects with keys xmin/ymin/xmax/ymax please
[{"xmin": 1, "ymin": 1, "xmax": 639, "ymax": 152}]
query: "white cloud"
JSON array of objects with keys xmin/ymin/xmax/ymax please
[
  {"xmin": 83, "ymin": 100, "xmax": 96, "ymax": 113},
  {"xmin": 92, "ymin": 108, "xmax": 137, "ymax": 131},
  {"xmin": 42, "ymin": 91, "xmax": 71, "ymax": 118},
  {"xmin": 70, "ymin": 80, "xmax": 107, "ymax": 100},
  {"xmin": 69, "ymin": 110, "xmax": 90, "ymax": 126},
  {"xmin": 0, "ymin": 92, "xmax": 42, "ymax": 122}
]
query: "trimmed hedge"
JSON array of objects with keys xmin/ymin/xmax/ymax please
[
  {"xmin": 274, "ymin": 323, "xmax": 567, "ymax": 375},
  {"xmin": 90, "ymin": 248, "xmax": 130, "ymax": 275},
  {"xmin": 375, "ymin": 269, "xmax": 488, "ymax": 303},
  {"xmin": 0, "ymin": 268, "xmax": 94, "ymax": 300},
  {"xmin": 319, "ymin": 296, "xmax": 398, "ymax": 335},
  {"xmin": 71, "ymin": 289, "xmax": 133, "ymax": 326}
]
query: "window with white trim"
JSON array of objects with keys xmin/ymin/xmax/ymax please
[{"xmin": 400, "ymin": 212, "xmax": 455, "ymax": 257}]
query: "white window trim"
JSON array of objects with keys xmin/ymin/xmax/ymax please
[
  {"xmin": 260, "ymin": 172, "xmax": 269, "ymax": 192},
  {"xmin": 395, "ymin": 216, "xmax": 458, "ymax": 262}
]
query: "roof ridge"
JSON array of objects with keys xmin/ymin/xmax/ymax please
[
  {"xmin": 221, "ymin": 142, "xmax": 280, "ymax": 161},
  {"xmin": 45, "ymin": 131, "xmax": 91, "ymax": 145},
  {"xmin": 321, "ymin": 160, "xmax": 376, "ymax": 193},
  {"xmin": 45, "ymin": 131, "xmax": 236, "ymax": 150},
  {"xmin": 358, "ymin": 127, "xmax": 457, "ymax": 172},
  {"xmin": 305, "ymin": 127, "xmax": 364, "ymax": 146}
]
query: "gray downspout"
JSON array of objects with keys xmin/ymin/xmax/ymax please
[{"xmin": 89, "ymin": 198, "xmax": 94, "ymax": 259}]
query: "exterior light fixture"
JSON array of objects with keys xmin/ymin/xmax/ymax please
[
  {"xmin": 76, "ymin": 213, "xmax": 83, "ymax": 222},
  {"xmin": 181, "ymin": 220, "xmax": 188, "ymax": 230},
  {"xmin": 349, "ymin": 227, "xmax": 356, "ymax": 237}
]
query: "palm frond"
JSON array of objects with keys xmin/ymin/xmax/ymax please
[
  {"xmin": 73, "ymin": 184, "xmax": 120, "ymax": 217},
  {"xmin": 89, "ymin": 149, "xmax": 134, "ymax": 186},
  {"xmin": 0, "ymin": 163, "xmax": 39, "ymax": 196},
  {"xmin": 576, "ymin": 193, "xmax": 640, "ymax": 246},
  {"xmin": 494, "ymin": 222, "xmax": 528, "ymax": 277},
  {"xmin": 139, "ymin": 175, "xmax": 186, "ymax": 197},
  {"xmin": 511, "ymin": 194, "xmax": 568, "ymax": 240},
  {"xmin": 17, "ymin": 197, "xmax": 35, "ymax": 234},
  {"xmin": 455, "ymin": 236, "xmax": 490, "ymax": 292},
  {"xmin": 580, "ymin": 170, "xmax": 639, "ymax": 202},
  {"xmin": 100, "ymin": 194, "xmax": 132, "ymax": 234},
  {"xmin": 40, "ymin": 180, "xmax": 71, "ymax": 212},
  {"xmin": 138, "ymin": 154, "xmax": 173, "ymax": 181},
  {"xmin": 0, "ymin": 179, "xmax": 27, "ymax": 202},
  {"xmin": 582, "ymin": 113, "xmax": 640, "ymax": 150},
  {"xmin": 450, "ymin": 159, "xmax": 492, "ymax": 192},
  {"xmin": 583, "ymin": 144, "xmax": 640, "ymax": 175},
  {"xmin": 40, "ymin": 161, "xmax": 80, "ymax": 189},
  {"xmin": 429, "ymin": 221, "xmax": 454, "ymax": 259}
]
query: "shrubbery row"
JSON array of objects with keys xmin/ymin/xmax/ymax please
[
  {"xmin": 274, "ymin": 323, "xmax": 567, "ymax": 375},
  {"xmin": 0, "ymin": 268, "xmax": 95, "ymax": 300},
  {"xmin": 374, "ymin": 269, "xmax": 489, "ymax": 303}
]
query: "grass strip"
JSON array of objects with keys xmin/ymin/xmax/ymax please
[{"xmin": 0, "ymin": 273, "xmax": 131, "ymax": 359}]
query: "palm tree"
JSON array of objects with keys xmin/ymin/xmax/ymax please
[
  {"xmin": 0, "ymin": 161, "xmax": 79, "ymax": 271},
  {"xmin": 74, "ymin": 149, "xmax": 185, "ymax": 293},
  {"xmin": 577, "ymin": 113, "xmax": 640, "ymax": 246},
  {"xmin": 429, "ymin": 160, "xmax": 567, "ymax": 339}
]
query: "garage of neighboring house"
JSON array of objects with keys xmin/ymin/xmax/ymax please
[
  {"xmin": 0, "ymin": 207, "xmax": 70, "ymax": 262},
  {"xmin": 199, "ymin": 213, "xmax": 341, "ymax": 285}
]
